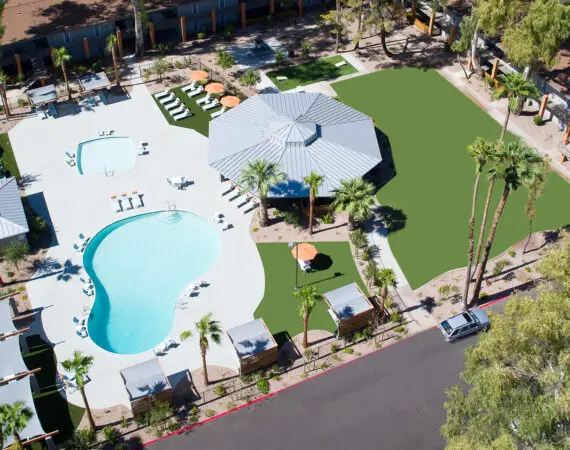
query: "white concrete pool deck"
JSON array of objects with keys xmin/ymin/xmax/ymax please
[{"xmin": 9, "ymin": 84, "xmax": 265, "ymax": 409}]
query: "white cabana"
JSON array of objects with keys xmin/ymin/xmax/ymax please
[{"xmin": 27, "ymin": 85, "xmax": 57, "ymax": 107}]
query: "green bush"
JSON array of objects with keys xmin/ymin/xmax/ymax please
[
  {"xmin": 103, "ymin": 426, "xmax": 120, "ymax": 445},
  {"xmin": 187, "ymin": 406, "xmax": 200, "ymax": 425},
  {"xmin": 205, "ymin": 409, "xmax": 216, "ymax": 418},
  {"xmin": 75, "ymin": 65, "xmax": 88, "ymax": 75},
  {"xmin": 240, "ymin": 373, "xmax": 253, "ymax": 385},
  {"xmin": 321, "ymin": 212, "xmax": 334, "ymax": 224},
  {"xmin": 214, "ymin": 384, "xmax": 227, "ymax": 397},
  {"xmin": 226, "ymin": 401, "xmax": 237, "ymax": 410},
  {"xmin": 174, "ymin": 60, "xmax": 183, "ymax": 69},
  {"xmin": 277, "ymin": 205, "xmax": 303, "ymax": 228},
  {"xmin": 331, "ymin": 343, "xmax": 340, "ymax": 353},
  {"xmin": 507, "ymin": 249, "xmax": 517, "ymax": 258},
  {"xmin": 17, "ymin": 98, "xmax": 27, "ymax": 108},
  {"xmin": 197, "ymin": 32, "xmax": 206, "ymax": 39},
  {"xmin": 390, "ymin": 311, "xmax": 403, "ymax": 323},
  {"xmin": 533, "ymin": 115, "xmax": 544, "ymax": 126},
  {"xmin": 6, "ymin": 271, "xmax": 14, "ymax": 278},
  {"xmin": 343, "ymin": 346, "xmax": 354, "ymax": 355},
  {"xmin": 361, "ymin": 248, "xmax": 371, "ymax": 261},
  {"xmin": 256, "ymin": 378, "xmax": 270, "ymax": 395}
]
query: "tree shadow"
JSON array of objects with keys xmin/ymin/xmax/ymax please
[{"xmin": 377, "ymin": 205, "xmax": 407, "ymax": 233}]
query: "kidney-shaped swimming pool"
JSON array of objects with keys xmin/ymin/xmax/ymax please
[{"xmin": 85, "ymin": 211, "xmax": 221, "ymax": 354}]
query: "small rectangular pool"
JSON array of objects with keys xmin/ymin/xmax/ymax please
[{"xmin": 77, "ymin": 137, "xmax": 136, "ymax": 175}]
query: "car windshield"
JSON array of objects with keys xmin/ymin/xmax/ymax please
[{"xmin": 440, "ymin": 320, "xmax": 453, "ymax": 334}]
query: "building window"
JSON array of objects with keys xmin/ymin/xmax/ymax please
[
  {"xmin": 219, "ymin": 0, "xmax": 225, "ymax": 8},
  {"xmin": 191, "ymin": 3, "xmax": 199, "ymax": 15},
  {"xmin": 93, "ymin": 25, "xmax": 101, "ymax": 37},
  {"xmin": 34, "ymin": 38, "xmax": 49, "ymax": 50},
  {"xmin": 63, "ymin": 31, "xmax": 71, "ymax": 44}
]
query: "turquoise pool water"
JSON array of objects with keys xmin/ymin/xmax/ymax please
[
  {"xmin": 85, "ymin": 211, "xmax": 221, "ymax": 354},
  {"xmin": 77, "ymin": 137, "xmax": 136, "ymax": 175}
]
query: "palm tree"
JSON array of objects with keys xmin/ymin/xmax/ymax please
[
  {"xmin": 492, "ymin": 72, "xmax": 540, "ymax": 141},
  {"xmin": 0, "ymin": 401, "xmax": 33, "ymax": 449},
  {"xmin": 294, "ymin": 286, "xmax": 323, "ymax": 348},
  {"xmin": 132, "ymin": 0, "xmax": 145, "ymax": 57},
  {"xmin": 523, "ymin": 161, "xmax": 548, "ymax": 253},
  {"xmin": 54, "ymin": 47, "xmax": 72, "ymax": 101},
  {"xmin": 61, "ymin": 351, "xmax": 96, "ymax": 431},
  {"xmin": 303, "ymin": 172, "xmax": 324, "ymax": 235},
  {"xmin": 376, "ymin": 268, "xmax": 397, "ymax": 315},
  {"xmin": 239, "ymin": 159, "xmax": 287, "ymax": 228},
  {"xmin": 331, "ymin": 178, "xmax": 375, "ymax": 231},
  {"xmin": 462, "ymin": 137, "xmax": 496, "ymax": 310},
  {"xmin": 180, "ymin": 313, "xmax": 222, "ymax": 386},
  {"xmin": 0, "ymin": 70, "xmax": 10, "ymax": 119},
  {"xmin": 105, "ymin": 35, "xmax": 120, "ymax": 88},
  {"xmin": 471, "ymin": 141, "xmax": 544, "ymax": 303}
]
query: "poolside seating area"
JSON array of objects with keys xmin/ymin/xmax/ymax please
[
  {"xmin": 65, "ymin": 151, "xmax": 76, "ymax": 167},
  {"xmin": 73, "ymin": 233, "xmax": 90, "ymax": 252},
  {"xmin": 110, "ymin": 191, "xmax": 144, "ymax": 212},
  {"xmin": 97, "ymin": 129, "xmax": 114, "ymax": 136},
  {"xmin": 154, "ymin": 89, "xmax": 194, "ymax": 122},
  {"xmin": 167, "ymin": 176, "xmax": 191, "ymax": 190},
  {"xmin": 219, "ymin": 181, "xmax": 259, "ymax": 215},
  {"xmin": 152, "ymin": 338, "xmax": 177, "ymax": 356}
]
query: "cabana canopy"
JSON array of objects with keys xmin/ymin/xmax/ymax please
[
  {"xmin": 27, "ymin": 85, "xmax": 56, "ymax": 106},
  {"xmin": 324, "ymin": 283, "xmax": 373, "ymax": 319},
  {"xmin": 120, "ymin": 358, "xmax": 171, "ymax": 401},
  {"xmin": 0, "ymin": 336, "xmax": 29, "ymax": 380},
  {"xmin": 227, "ymin": 318, "xmax": 277, "ymax": 359},
  {"xmin": 79, "ymin": 72, "xmax": 110, "ymax": 94}
]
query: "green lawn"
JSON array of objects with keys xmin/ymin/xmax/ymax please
[
  {"xmin": 0, "ymin": 133, "xmax": 21, "ymax": 179},
  {"xmin": 267, "ymin": 56, "xmax": 357, "ymax": 91},
  {"xmin": 254, "ymin": 242, "xmax": 367, "ymax": 344},
  {"xmin": 23, "ymin": 335, "xmax": 84, "ymax": 446},
  {"xmin": 333, "ymin": 68, "xmax": 570, "ymax": 289},
  {"xmin": 152, "ymin": 84, "xmax": 221, "ymax": 136}
]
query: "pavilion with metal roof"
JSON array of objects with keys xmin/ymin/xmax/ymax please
[
  {"xmin": 208, "ymin": 93, "xmax": 382, "ymax": 198},
  {"xmin": 0, "ymin": 177, "xmax": 29, "ymax": 245},
  {"xmin": 226, "ymin": 318, "xmax": 278, "ymax": 374},
  {"xmin": 323, "ymin": 283, "xmax": 375, "ymax": 337}
]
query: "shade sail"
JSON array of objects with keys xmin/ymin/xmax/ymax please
[
  {"xmin": 190, "ymin": 70, "xmax": 208, "ymax": 81},
  {"xmin": 291, "ymin": 243, "xmax": 317, "ymax": 261},
  {"xmin": 0, "ymin": 299, "xmax": 17, "ymax": 336},
  {"xmin": 27, "ymin": 85, "xmax": 56, "ymax": 106},
  {"xmin": 220, "ymin": 96, "xmax": 240, "ymax": 108},
  {"xmin": 205, "ymin": 83, "xmax": 224, "ymax": 94},
  {"xmin": 78, "ymin": 72, "xmax": 110, "ymax": 93}
]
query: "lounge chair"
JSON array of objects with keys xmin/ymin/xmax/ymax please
[
  {"xmin": 169, "ymin": 105, "xmax": 185, "ymax": 116},
  {"xmin": 203, "ymin": 99, "xmax": 220, "ymax": 111},
  {"xmin": 159, "ymin": 93, "xmax": 175, "ymax": 104},
  {"xmin": 182, "ymin": 82, "xmax": 197, "ymax": 93},
  {"xmin": 82, "ymin": 288, "xmax": 94, "ymax": 296},
  {"xmin": 188, "ymin": 86, "xmax": 205, "ymax": 98},
  {"xmin": 66, "ymin": 151, "xmax": 75, "ymax": 159},
  {"xmin": 111, "ymin": 196, "xmax": 122, "ymax": 213},
  {"xmin": 79, "ymin": 233, "xmax": 89, "ymax": 243},
  {"xmin": 37, "ymin": 109, "xmax": 47, "ymax": 119},
  {"xmin": 243, "ymin": 200, "xmax": 259, "ymax": 214},
  {"xmin": 219, "ymin": 220, "xmax": 231, "ymax": 231},
  {"xmin": 227, "ymin": 190, "xmax": 242, "ymax": 203},
  {"xmin": 121, "ymin": 196, "xmax": 132, "ymax": 210},
  {"xmin": 173, "ymin": 109, "xmax": 191, "ymax": 121},
  {"xmin": 132, "ymin": 191, "xmax": 143, "ymax": 208},
  {"xmin": 66, "ymin": 158, "xmax": 76, "ymax": 167},
  {"xmin": 76, "ymin": 328, "xmax": 88, "ymax": 338},
  {"xmin": 154, "ymin": 89, "xmax": 170, "ymax": 99},
  {"xmin": 73, "ymin": 242, "xmax": 85, "ymax": 252},
  {"xmin": 99, "ymin": 92, "xmax": 109, "ymax": 105},
  {"xmin": 105, "ymin": 129, "xmax": 114, "ymax": 135},
  {"xmin": 164, "ymin": 98, "xmax": 181, "ymax": 110},
  {"xmin": 211, "ymin": 106, "xmax": 227, "ymax": 119},
  {"xmin": 276, "ymin": 75, "xmax": 288, "ymax": 81},
  {"xmin": 335, "ymin": 60, "xmax": 347, "ymax": 68},
  {"xmin": 298, "ymin": 259, "xmax": 312, "ymax": 272},
  {"xmin": 80, "ymin": 275, "xmax": 92, "ymax": 284},
  {"xmin": 220, "ymin": 183, "xmax": 234, "ymax": 196},
  {"xmin": 73, "ymin": 316, "xmax": 86, "ymax": 326},
  {"xmin": 196, "ymin": 94, "xmax": 211, "ymax": 105},
  {"xmin": 236, "ymin": 196, "xmax": 252, "ymax": 209}
]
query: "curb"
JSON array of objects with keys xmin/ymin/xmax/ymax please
[{"xmin": 143, "ymin": 294, "xmax": 511, "ymax": 447}]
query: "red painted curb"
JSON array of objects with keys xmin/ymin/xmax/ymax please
[{"xmin": 144, "ymin": 294, "xmax": 512, "ymax": 447}]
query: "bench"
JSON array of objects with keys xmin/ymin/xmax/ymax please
[
  {"xmin": 334, "ymin": 60, "xmax": 347, "ymax": 68},
  {"xmin": 276, "ymin": 76, "xmax": 288, "ymax": 81}
]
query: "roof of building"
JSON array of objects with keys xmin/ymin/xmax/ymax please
[
  {"xmin": 1, "ymin": 0, "xmax": 181, "ymax": 44},
  {"xmin": 208, "ymin": 93, "xmax": 382, "ymax": 198},
  {"xmin": 226, "ymin": 318, "xmax": 276, "ymax": 359},
  {"xmin": 120, "ymin": 358, "xmax": 171, "ymax": 401},
  {"xmin": 0, "ymin": 178, "xmax": 29, "ymax": 240},
  {"xmin": 79, "ymin": 72, "xmax": 110, "ymax": 93},
  {"xmin": 1, "ymin": 377, "xmax": 47, "ymax": 448},
  {"xmin": 324, "ymin": 283, "xmax": 373, "ymax": 319},
  {"xmin": 27, "ymin": 84, "xmax": 57, "ymax": 106}
]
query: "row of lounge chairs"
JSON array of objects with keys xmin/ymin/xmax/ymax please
[
  {"xmin": 154, "ymin": 90, "xmax": 192, "ymax": 121},
  {"xmin": 66, "ymin": 151, "xmax": 76, "ymax": 167},
  {"xmin": 73, "ymin": 233, "xmax": 90, "ymax": 252},
  {"xmin": 182, "ymin": 83, "xmax": 225, "ymax": 113},
  {"xmin": 111, "ymin": 191, "xmax": 144, "ymax": 212},
  {"xmin": 220, "ymin": 183, "xmax": 259, "ymax": 214},
  {"xmin": 212, "ymin": 212, "xmax": 231, "ymax": 231}
]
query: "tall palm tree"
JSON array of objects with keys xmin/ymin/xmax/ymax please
[
  {"xmin": 376, "ymin": 268, "xmax": 397, "ymax": 315},
  {"xmin": 303, "ymin": 172, "xmax": 324, "ymax": 235},
  {"xmin": 0, "ymin": 70, "xmax": 10, "ymax": 119},
  {"xmin": 331, "ymin": 178, "xmax": 375, "ymax": 231},
  {"xmin": 61, "ymin": 351, "xmax": 96, "ymax": 431},
  {"xmin": 523, "ymin": 161, "xmax": 548, "ymax": 253},
  {"xmin": 462, "ymin": 137, "xmax": 496, "ymax": 310},
  {"xmin": 492, "ymin": 72, "xmax": 539, "ymax": 141},
  {"xmin": 54, "ymin": 47, "xmax": 72, "ymax": 101},
  {"xmin": 294, "ymin": 286, "xmax": 323, "ymax": 348},
  {"xmin": 105, "ymin": 35, "xmax": 120, "ymax": 88},
  {"xmin": 471, "ymin": 141, "xmax": 544, "ymax": 303},
  {"xmin": 0, "ymin": 401, "xmax": 33, "ymax": 449},
  {"xmin": 180, "ymin": 313, "xmax": 222, "ymax": 386},
  {"xmin": 239, "ymin": 159, "xmax": 287, "ymax": 228},
  {"xmin": 132, "ymin": 0, "xmax": 145, "ymax": 57}
]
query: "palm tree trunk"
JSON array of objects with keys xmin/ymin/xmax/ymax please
[
  {"xmin": 308, "ymin": 195, "xmax": 314, "ymax": 235},
  {"xmin": 353, "ymin": 0, "xmax": 364, "ymax": 50},
  {"xmin": 380, "ymin": 27, "xmax": 393, "ymax": 57},
  {"xmin": 380, "ymin": 286, "xmax": 387, "ymax": 315},
  {"xmin": 499, "ymin": 100, "xmax": 511, "ymax": 142},
  {"xmin": 62, "ymin": 63, "xmax": 71, "ymax": 101},
  {"xmin": 259, "ymin": 196, "xmax": 269, "ymax": 227},
  {"xmin": 132, "ymin": 0, "xmax": 145, "ymax": 57},
  {"xmin": 470, "ymin": 25, "xmax": 479, "ymax": 71},
  {"xmin": 80, "ymin": 387, "xmax": 96, "ymax": 431},
  {"xmin": 201, "ymin": 345, "xmax": 209, "ymax": 386},
  {"xmin": 474, "ymin": 177, "xmax": 495, "ymax": 270},
  {"xmin": 463, "ymin": 172, "xmax": 481, "ymax": 310},
  {"xmin": 471, "ymin": 184, "xmax": 510, "ymax": 304},
  {"xmin": 302, "ymin": 312, "xmax": 309, "ymax": 348},
  {"xmin": 457, "ymin": 53, "xmax": 469, "ymax": 79},
  {"xmin": 112, "ymin": 48, "xmax": 120, "ymax": 87},
  {"xmin": 335, "ymin": 0, "xmax": 341, "ymax": 53},
  {"xmin": 523, "ymin": 220, "xmax": 533, "ymax": 254},
  {"xmin": 13, "ymin": 431, "xmax": 22, "ymax": 448},
  {"xmin": 347, "ymin": 214, "xmax": 355, "ymax": 232},
  {"xmin": 0, "ymin": 85, "xmax": 10, "ymax": 119}
]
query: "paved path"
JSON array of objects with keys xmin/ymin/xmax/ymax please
[{"xmin": 148, "ymin": 302, "xmax": 505, "ymax": 450}]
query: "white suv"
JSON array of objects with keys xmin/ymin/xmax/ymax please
[{"xmin": 438, "ymin": 308, "xmax": 490, "ymax": 342}]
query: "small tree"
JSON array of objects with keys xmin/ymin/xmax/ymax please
[
  {"xmin": 216, "ymin": 49, "xmax": 235, "ymax": 75},
  {"xmin": 105, "ymin": 34, "xmax": 121, "ymax": 87},
  {"xmin": 349, "ymin": 228, "xmax": 368, "ymax": 257},
  {"xmin": 491, "ymin": 259, "xmax": 511, "ymax": 282},
  {"xmin": 54, "ymin": 47, "xmax": 72, "ymax": 101},
  {"xmin": 0, "ymin": 70, "xmax": 10, "ymax": 119},
  {"xmin": 331, "ymin": 178, "xmax": 376, "ymax": 231},
  {"xmin": 294, "ymin": 286, "xmax": 323, "ymax": 348},
  {"xmin": 376, "ymin": 268, "xmax": 397, "ymax": 314},
  {"xmin": 363, "ymin": 261, "xmax": 378, "ymax": 289},
  {"xmin": 303, "ymin": 171, "xmax": 325, "ymax": 235},
  {"xmin": 451, "ymin": 16, "xmax": 476, "ymax": 79},
  {"xmin": 275, "ymin": 49, "xmax": 285, "ymax": 66},
  {"xmin": 537, "ymin": 229, "xmax": 570, "ymax": 292},
  {"xmin": 151, "ymin": 56, "xmax": 169, "ymax": 83},
  {"xmin": 66, "ymin": 430, "xmax": 95, "ymax": 450},
  {"xmin": 3, "ymin": 241, "xmax": 28, "ymax": 271},
  {"xmin": 0, "ymin": 401, "xmax": 34, "ymax": 449},
  {"xmin": 239, "ymin": 68, "xmax": 261, "ymax": 87},
  {"xmin": 61, "ymin": 351, "xmax": 96, "ymax": 431},
  {"xmin": 300, "ymin": 39, "xmax": 312, "ymax": 57}
]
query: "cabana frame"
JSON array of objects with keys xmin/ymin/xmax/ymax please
[
  {"xmin": 323, "ymin": 283, "xmax": 375, "ymax": 337},
  {"xmin": 227, "ymin": 318, "xmax": 278, "ymax": 374}
]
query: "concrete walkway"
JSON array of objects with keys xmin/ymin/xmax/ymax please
[{"xmin": 342, "ymin": 52, "xmax": 371, "ymax": 74}]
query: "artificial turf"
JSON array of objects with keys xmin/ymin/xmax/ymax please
[
  {"xmin": 0, "ymin": 133, "xmax": 21, "ymax": 179},
  {"xmin": 267, "ymin": 56, "xmax": 358, "ymax": 91},
  {"xmin": 333, "ymin": 68, "xmax": 570, "ymax": 289},
  {"xmin": 152, "ymin": 84, "xmax": 221, "ymax": 136},
  {"xmin": 254, "ymin": 242, "xmax": 367, "ymax": 343},
  {"xmin": 23, "ymin": 335, "xmax": 84, "ymax": 446}
]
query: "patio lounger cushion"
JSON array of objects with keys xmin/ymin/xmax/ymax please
[
  {"xmin": 335, "ymin": 60, "xmax": 347, "ymax": 68},
  {"xmin": 276, "ymin": 76, "xmax": 288, "ymax": 81},
  {"xmin": 196, "ymin": 94, "xmax": 211, "ymax": 105},
  {"xmin": 155, "ymin": 89, "xmax": 170, "ymax": 99},
  {"xmin": 188, "ymin": 87, "xmax": 205, "ymax": 97},
  {"xmin": 170, "ymin": 105, "xmax": 186, "ymax": 116},
  {"xmin": 173, "ymin": 110, "xmax": 191, "ymax": 121},
  {"xmin": 164, "ymin": 99, "xmax": 181, "ymax": 110},
  {"xmin": 159, "ymin": 93, "xmax": 175, "ymax": 104},
  {"xmin": 203, "ymin": 99, "xmax": 220, "ymax": 110}
]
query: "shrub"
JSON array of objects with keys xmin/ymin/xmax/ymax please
[
  {"xmin": 492, "ymin": 259, "xmax": 511, "ymax": 280},
  {"xmin": 321, "ymin": 213, "xmax": 334, "ymax": 224},
  {"xmin": 361, "ymin": 247, "xmax": 371, "ymax": 261},
  {"xmin": 17, "ymin": 286, "xmax": 25, "ymax": 292},
  {"xmin": 478, "ymin": 292, "xmax": 489, "ymax": 300},
  {"xmin": 256, "ymin": 378, "xmax": 270, "ymax": 395},
  {"xmin": 239, "ymin": 68, "xmax": 261, "ymax": 87},
  {"xmin": 251, "ymin": 227, "xmax": 259, "ymax": 232},
  {"xmin": 103, "ymin": 426, "xmax": 120, "ymax": 445},
  {"xmin": 240, "ymin": 373, "xmax": 253, "ymax": 385},
  {"xmin": 300, "ymin": 39, "xmax": 311, "ymax": 56},
  {"xmin": 204, "ymin": 409, "xmax": 216, "ymax": 418},
  {"xmin": 174, "ymin": 60, "xmax": 183, "ymax": 69},
  {"xmin": 507, "ymin": 249, "xmax": 516, "ymax": 258},
  {"xmin": 75, "ymin": 65, "xmax": 88, "ymax": 75},
  {"xmin": 343, "ymin": 346, "xmax": 354, "ymax": 355},
  {"xmin": 67, "ymin": 429, "xmax": 95, "ymax": 450},
  {"xmin": 277, "ymin": 205, "xmax": 303, "ymax": 228},
  {"xmin": 183, "ymin": 56, "xmax": 193, "ymax": 68},
  {"xmin": 187, "ymin": 406, "xmax": 200, "ymax": 425},
  {"xmin": 214, "ymin": 384, "xmax": 227, "ymax": 397},
  {"xmin": 121, "ymin": 416, "xmax": 128, "ymax": 429},
  {"xmin": 17, "ymin": 98, "xmax": 27, "ymax": 108},
  {"xmin": 197, "ymin": 32, "xmax": 206, "ymax": 39},
  {"xmin": 533, "ymin": 115, "xmax": 544, "ymax": 126},
  {"xmin": 7, "ymin": 271, "xmax": 14, "ymax": 278},
  {"xmin": 438, "ymin": 284, "xmax": 452, "ymax": 300},
  {"xmin": 142, "ymin": 68, "xmax": 150, "ymax": 81},
  {"xmin": 17, "ymin": 72, "xmax": 25, "ymax": 83},
  {"xmin": 226, "ymin": 401, "xmax": 237, "ymax": 410},
  {"xmin": 91, "ymin": 61, "xmax": 102, "ymax": 72},
  {"xmin": 224, "ymin": 24, "xmax": 235, "ymax": 36},
  {"xmin": 275, "ymin": 49, "xmax": 285, "ymax": 65},
  {"xmin": 525, "ymin": 266, "xmax": 532, "ymax": 273},
  {"xmin": 390, "ymin": 311, "xmax": 402, "ymax": 323},
  {"xmin": 330, "ymin": 343, "xmax": 340, "ymax": 353}
]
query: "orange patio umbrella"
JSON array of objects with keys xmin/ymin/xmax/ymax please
[
  {"xmin": 190, "ymin": 70, "xmax": 208, "ymax": 82},
  {"xmin": 205, "ymin": 82, "xmax": 225, "ymax": 94},
  {"xmin": 220, "ymin": 96, "xmax": 240, "ymax": 108},
  {"xmin": 291, "ymin": 243, "xmax": 318, "ymax": 261}
]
